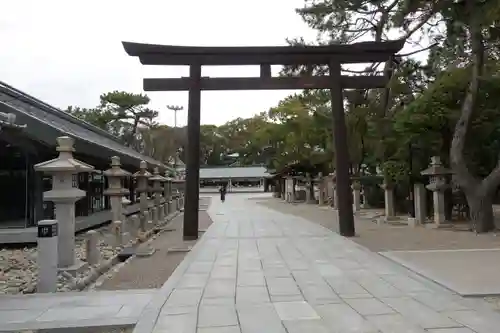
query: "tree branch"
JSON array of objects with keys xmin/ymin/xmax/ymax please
[{"xmin": 398, "ymin": 43, "xmax": 438, "ymax": 57}]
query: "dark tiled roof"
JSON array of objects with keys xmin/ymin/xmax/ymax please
[{"xmin": 0, "ymin": 81, "xmax": 167, "ymax": 170}]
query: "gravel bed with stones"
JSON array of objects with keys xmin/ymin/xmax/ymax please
[{"xmin": 0, "ymin": 223, "xmax": 121, "ymax": 295}]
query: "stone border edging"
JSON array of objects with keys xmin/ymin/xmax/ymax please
[{"xmin": 132, "ymin": 213, "xmax": 210, "ymax": 333}]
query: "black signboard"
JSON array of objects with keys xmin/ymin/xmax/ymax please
[{"xmin": 38, "ymin": 223, "xmax": 58, "ymax": 238}]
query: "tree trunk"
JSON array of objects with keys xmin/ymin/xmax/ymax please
[{"xmin": 466, "ymin": 188, "xmax": 495, "ymax": 232}]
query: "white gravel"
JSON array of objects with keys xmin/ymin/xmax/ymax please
[{"xmin": 0, "ymin": 224, "xmax": 121, "ymax": 295}]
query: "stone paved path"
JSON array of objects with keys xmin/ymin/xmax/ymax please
[
  {"xmin": 0, "ymin": 289, "xmax": 155, "ymax": 332},
  {"xmin": 141, "ymin": 193, "xmax": 500, "ymax": 333}
]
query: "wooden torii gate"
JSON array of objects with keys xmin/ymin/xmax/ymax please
[{"xmin": 122, "ymin": 40, "xmax": 405, "ymax": 240}]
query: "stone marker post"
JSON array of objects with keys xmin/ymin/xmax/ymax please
[
  {"xmin": 103, "ymin": 156, "xmax": 131, "ymax": 225},
  {"xmin": 37, "ymin": 219, "xmax": 58, "ymax": 293},
  {"xmin": 421, "ymin": 156, "xmax": 451, "ymax": 227},
  {"xmin": 380, "ymin": 182, "xmax": 396, "ymax": 222},
  {"xmin": 121, "ymin": 197, "xmax": 132, "ymax": 241},
  {"xmin": 413, "ymin": 183, "xmax": 427, "ymax": 225},
  {"xmin": 317, "ymin": 173, "xmax": 325, "ymax": 206},
  {"xmin": 85, "ymin": 230, "xmax": 100, "ymax": 266},
  {"xmin": 164, "ymin": 172, "xmax": 172, "ymax": 216},
  {"xmin": 331, "ymin": 173, "xmax": 339, "ymax": 209},
  {"xmin": 35, "ymin": 136, "xmax": 94, "ymax": 269},
  {"xmin": 133, "ymin": 161, "xmax": 152, "ymax": 232},
  {"xmin": 150, "ymin": 167, "xmax": 167, "ymax": 224},
  {"xmin": 352, "ymin": 180, "xmax": 361, "ymax": 213}
]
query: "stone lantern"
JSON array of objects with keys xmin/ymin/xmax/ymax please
[
  {"xmin": 150, "ymin": 167, "xmax": 167, "ymax": 224},
  {"xmin": 103, "ymin": 156, "xmax": 131, "ymax": 224},
  {"xmin": 171, "ymin": 179, "xmax": 185, "ymax": 211},
  {"xmin": 351, "ymin": 180, "xmax": 362, "ymax": 213},
  {"xmin": 421, "ymin": 156, "xmax": 452, "ymax": 227},
  {"xmin": 133, "ymin": 161, "xmax": 151, "ymax": 232},
  {"xmin": 316, "ymin": 172, "xmax": 326, "ymax": 206},
  {"xmin": 305, "ymin": 173, "xmax": 315, "ymax": 204},
  {"xmin": 34, "ymin": 136, "xmax": 94, "ymax": 270}
]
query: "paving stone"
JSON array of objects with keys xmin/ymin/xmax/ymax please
[
  {"xmin": 159, "ymin": 305, "xmax": 198, "ymax": 316},
  {"xmin": 410, "ymin": 291, "xmax": 471, "ymax": 312},
  {"xmin": 381, "ymin": 274, "xmax": 432, "ymax": 293},
  {"xmin": 201, "ymin": 297, "xmax": 235, "ymax": 306},
  {"xmin": 299, "ymin": 284, "xmax": 341, "ymax": 305},
  {"xmin": 345, "ymin": 297, "xmax": 396, "ymax": 316},
  {"xmin": 339, "ymin": 293, "xmax": 374, "ymax": 299},
  {"xmin": 314, "ymin": 303, "xmax": 379, "ymax": 333},
  {"xmin": 324, "ymin": 276, "xmax": 368, "ymax": 295},
  {"xmin": 355, "ymin": 276, "xmax": 405, "ymax": 298},
  {"xmin": 237, "ymin": 303, "xmax": 286, "ymax": 333},
  {"xmin": 263, "ymin": 266, "xmax": 292, "ymax": 277},
  {"xmin": 237, "ymin": 272, "xmax": 265, "ymax": 286},
  {"xmin": 154, "ymin": 313, "xmax": 197, "ymax": 332},
  {"xmin": 271, "ymin": 294, "xmax": 305, "ymax": 303},
  {"xmin": 176, "ymin": 273, "xmax": 210, "ymax": 289},
  {"xmin": 0, "ymin": 309, "xmax": 46, "ymax": 324},
  {"xmin": 237, "ymin": 260, "xmax": 262, "ymax": 271},
  {"xmin": 166, "ymin": 288, "xmax": 203, "ymax": 307},
  {"xmin": 236, "ymin": 286, "xmax": 271, "ymax": 304},
  {"xmin": 282, "ymin": 319, "xmax": 331, "ymax": 333},
  {"xmin": 36, "ymin": 305, "xmax": 123, "ymax": 322},
  {"xmin": 187, "ymin": 262, "xmax": 213, "ymax": 274},
  {"xmin": 273, "ymin": 301, "xmax": 320, "ymax": 321},
  {"xmin": 382, "ymin": 297, "xmax": 462, "ymax": 329},
  {"xmin": 198, "ymin": 305, "xmax": 238, "ymax": 328},
  {"xmin": 292, "ymin": 271, "xmax": 326, "ymax": 286},
  {"xmin": 211, "ymin": 266, "xmax": 237, "ymax": 279},
  {"xmin": 366, "ymin": 313, "xmax": 426, "ymax": 333},
  {"xmin": 445, "ymin": 310, "xmax": 500, "ymax": 333},
  {"xmin": 198, "ymin": 326, "xmax": 241, "ymax": 333},
  {"xmin": 204, "ymin": 279, "xmax": 236, "ymax": 298},
  {"xmin": 315, "ymin": 263, "xmax": 344, "ymax": 277},
  {"xmin": 285, "ymin": 260, "xmax": 310, "ymax": 270},
  {"xmin": 425, "ymin": 328, "xmax": 475, "ymax": 333},
  {"xmin": 266, "ymin": 277, "xmax": 301, "ymax": 296}
]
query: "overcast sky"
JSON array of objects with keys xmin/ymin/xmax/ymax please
[{"xmin": 0, "ymin": 0, "xmax": 325, "ymax": 127}]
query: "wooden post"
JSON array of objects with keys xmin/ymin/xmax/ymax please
[
  {"xmin": 329, "ymin": 61, "xmax": 355, "ymax": 237},
  {"xmin": 183, "ymin": 64, "xmax": 202, "ymax": 240}
]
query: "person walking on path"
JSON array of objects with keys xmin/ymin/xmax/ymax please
[{"xmin": 219, "ymin": 184, "xmax": 227, "ymax": 203}]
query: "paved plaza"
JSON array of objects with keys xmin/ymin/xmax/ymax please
[{"xmin": 137, "ymin": 193, "xmax": 500, "ymax": 333}]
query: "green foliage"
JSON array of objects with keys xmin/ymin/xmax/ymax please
[{"xmin": 394, "ymin": 64, "xmax": 500, "ymax": 178}]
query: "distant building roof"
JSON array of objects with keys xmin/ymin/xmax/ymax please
[
  {"xmin": 0, "ymin": 81, "xmax": 166, "ymax": 170},
  {"xmin": 200, "ymin": 166, "xmax": 270, "ymax": 180}
]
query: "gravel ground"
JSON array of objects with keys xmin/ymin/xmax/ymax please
[{"xmin": 95, "ymin": 198, "xmax": 213, "ymax": 291}]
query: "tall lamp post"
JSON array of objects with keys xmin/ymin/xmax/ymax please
[{"xmin": 167, "ymin": 105, "xmax": 184, "ymax": 177}]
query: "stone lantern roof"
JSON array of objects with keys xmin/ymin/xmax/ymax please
[
  {"xmin": 133, "ymin": 160, "xmax": 152, "ymax": 179},
  {"xmin": 163, "ymin": 171, "xmax": 173, "ymax": 181},
  {"xmin": 103, "ymin": 156, "xmax": 131, "ymax": 196},
  {"xmin": 421, "ymin": 156, "xmax": 452, "ymax": 176},
  {"xmin": 150, "ymin": 167, "xmax": 167, "ymax": 182},
  {"xmin": 103, "ymin": 156, "xmax": 132, "ymax": 178},
  {"xmin": 35, "ymin": 136, "xmax": 94, "ymax": 173}
]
